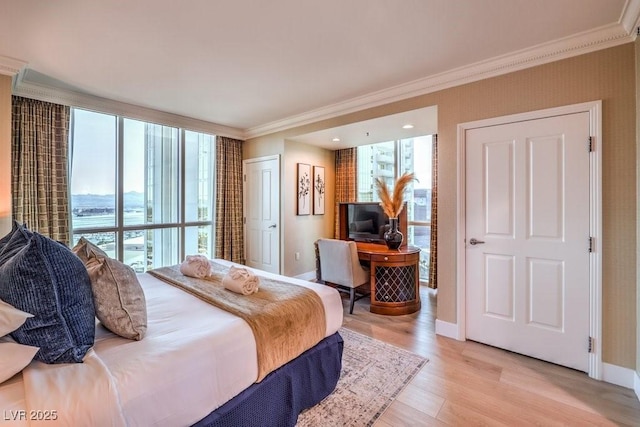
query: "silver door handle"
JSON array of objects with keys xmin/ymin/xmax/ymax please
[
  {"xmin": 469, "ymin": 238, "xmax": 485, "ymax": 245},
  {"xmin": 268, "ymin": 224, "xmax": 277, "ymax": 229}
]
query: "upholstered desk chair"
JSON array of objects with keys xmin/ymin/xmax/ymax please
[{"xmin": 316, "ymin": 238, "xmax": 370, "ymax": 314}]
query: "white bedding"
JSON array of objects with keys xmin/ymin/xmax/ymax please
[{"xmin": 0, "ymin": 260, "xmax": 343, "ymax": 426}]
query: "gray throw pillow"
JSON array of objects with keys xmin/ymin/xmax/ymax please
[
  {"xmin": 72, "ymin": 238, "xmax": 147, "ymax": 341},
  {"xmin": 0, "ymin": 225, "xmax": 95, "ymax": 364}
]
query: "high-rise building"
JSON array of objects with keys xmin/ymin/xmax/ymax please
[{"xmin": 357, "ymin": 139, "xmax": 415, "ymax": 217}]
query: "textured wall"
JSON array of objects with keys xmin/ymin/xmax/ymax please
[
  {"xmin": 636, "ymin": 37, "xmax": 640, "ymax": 376},
  {"xmin": 0, "ymin": 75, "xmax": 11, "ymax": 236},
  {"xmin": 247, "ymin": 43, "xmax": 637, "ymax": 368},
  {"xmin": 433, "ymin": 44, "xmax": 636, "ymax": 368},
  {"xmin": 282, "ymin": 140, "xmax": 335, "ymax": 277},
  {"xmin": 243, "ymin": 137, "xmax": 335, "ymax": 277}
]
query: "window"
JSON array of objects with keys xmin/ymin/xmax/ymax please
[
  {"xmin": 356, "ymin": 135, "xmax": 433, "ymax": 282},
  {"xmin": 70, "ymin": 109, "xmax": 215, "ymax": 272}
]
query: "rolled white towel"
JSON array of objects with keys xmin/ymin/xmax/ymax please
[
  {"xmin": 222, "ymin": 266, "xmax": 260, "ymax": 295},
  {"xmin": 179, "ymin": 255, "xmax": 212, "ymax": 279}
]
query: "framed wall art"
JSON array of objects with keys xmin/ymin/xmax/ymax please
[
  {"xmin": 313, "ymin": 166, "xmax": 325, "ymax": 215},
  {"xmin": 297, "ymin": 163, "xmax": 311, "ymax": 215}
]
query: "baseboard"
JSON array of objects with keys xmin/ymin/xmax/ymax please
[
  {"xmin": 294, "ymin": 271, "xmax": 316, "ymax": 281},
  {"xmin": 435, "ymin": 319, "xmax": 459, "ymax": 340},
  {"xmin": 634, "ymin": 371, "xmax": 640, "ymax": 401},
  {"xmin": 602, "ymin": 362, "xmax": 636, "ymax": 389}
]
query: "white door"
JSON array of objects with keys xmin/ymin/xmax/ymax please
[
  {"xmin": 465, "ymin": 112, "xmax": 590, "ymax": 372},
  {"xmin": 243, "ymin": 156, "xmax": 280, "ymax": 274}
]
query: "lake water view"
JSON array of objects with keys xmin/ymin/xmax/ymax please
[
  {"xmin": 72, "ymin": 212, "xmax": 147, "ymax": 271},
  {"xmin": 72, "ymin": 212, "xmax": 145, "ymax": 229}
]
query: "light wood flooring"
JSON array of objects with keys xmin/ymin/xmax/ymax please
[{"xmin": 340, "ymin": 286, "xmax": 640, "ymax": 426}]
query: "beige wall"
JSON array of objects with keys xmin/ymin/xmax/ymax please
[
  {"xmin": 436, "ymin": 44, "xmax": 636, "ymax": 370},
  {"xmin": 0, "ymin": 75, "xmax": 11, "ymax": 236},
  {"xmin": 282, "ymin": 140, "xmax": 334, "ymax": 277},
  {"xmin": 243, "ymin": 136, "xmax": 335, "ymax": 277},
  {"xmin": 636, "ymin": 37, "xmax": 640, "ymax": 377},
  {"xmin": 243, "ymin": 133, "xmax": 284, "ymax": 160},
  {"xmin": 246, "ymin": 43, "xmax": 638, "ymax": 369}
]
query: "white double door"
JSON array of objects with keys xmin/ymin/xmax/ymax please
[{"xmin": 465, "ymin": 112, "xmax": 590, "ymax": 372}]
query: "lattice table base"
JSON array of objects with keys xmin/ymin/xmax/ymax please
[{"xmin": 375, "ymin": 265, "xmax": 416, "ymax": 302}]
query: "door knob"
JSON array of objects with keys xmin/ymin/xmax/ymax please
[
  {"xmin": 469, "ymin": 238, "xmax": 485, "ymax": 245},
  {"xmin": 268, "ymin": 224, "xmax": 277, "ymax": 229}
]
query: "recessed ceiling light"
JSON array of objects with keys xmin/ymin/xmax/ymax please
[
  {"xmin": 332, "ymin": 137, "xmax": 340, "ymax": 142},
  {"xmin": 402, "ymin": 124, "xmax": 414, "ymax": 129}
]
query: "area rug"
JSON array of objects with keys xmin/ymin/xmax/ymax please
[{"xmin": 296, "ymin": 327, "xmax": 428, "ymax": 427}]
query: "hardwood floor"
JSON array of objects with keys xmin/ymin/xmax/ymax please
[{"xmin": 340, "ymin": 286, "xmax": 640, "ymax": 426}]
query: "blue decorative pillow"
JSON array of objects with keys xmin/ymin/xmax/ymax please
[
  {"xmin": 0, "ymin": 222, "xmax": 31, "ymax": 265},
  {"xmin": 0, "ymin": 227, "xmax": 95, "ymax": 364},
  {"xmin": 0, "ymin": 221, "xmax": 20, "ymax": 254}
]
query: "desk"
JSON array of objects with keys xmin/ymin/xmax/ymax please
[{"xmin": 356, "ymin": 242, "xmax": 421, "ymax": 315}]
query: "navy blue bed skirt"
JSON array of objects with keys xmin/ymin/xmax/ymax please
[{"xmin": 192, "ymin": 331, "xmax": 344, "ymax": 427}]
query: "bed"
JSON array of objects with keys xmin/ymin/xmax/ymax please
[{"xmin": 0, "ymin": 259, "xmax": 344, "ymax": 426}]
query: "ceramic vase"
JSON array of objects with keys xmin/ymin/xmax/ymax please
[{"xmin": 384, "ymin": 218, "xmax": 403, "ymax": 249}]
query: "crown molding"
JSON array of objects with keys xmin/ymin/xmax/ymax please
[
  {"xmin": 621, "ymin": 0, "xmax": 640, "ymax": 34},
  {"xmin": 13, "ymin": 71, "xmax": 245, "ymax": 140},
  {"xmin": 245, "ymin": 20, "xmax": 637, "ymax": 140},
  {"xmin": 8, "ymin": 0, "xmax": 640, "ymax": 141},
  {"xmin": 0, "ymin": 55, "xmax": 27, "ymax": 77}
]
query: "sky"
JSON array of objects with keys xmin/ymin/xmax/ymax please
[{"xmin": 70, "ymin": 109, "xmax": 145, "ymax": 195}]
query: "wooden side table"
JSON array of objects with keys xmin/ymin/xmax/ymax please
[{"xmin": 356, "ymin": 242, "xmax": 421, "ymax": 315}]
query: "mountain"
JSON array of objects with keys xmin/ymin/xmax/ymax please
[{"xmin": 72, "ymin": 191, "xmax": 145, "ymax": 209}]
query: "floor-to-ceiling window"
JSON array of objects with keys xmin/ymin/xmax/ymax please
[
  {"xmin": 69, "ymin": 108, "xmax": 215, "ymax": 272},
  {"xmin": 356, "ymin": 135, "xmax": 432, "ymax": 282}
]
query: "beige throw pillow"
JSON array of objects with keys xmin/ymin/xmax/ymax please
[
  {"xmin": 72, "ymin": 238, "xmax": 147, "ymax": 340},
  {"xmin": 0, "ymin": 299, "xmax": 33, "ymax": 337},
  {"xmin": 0, "ymin": 336, "xmax": 39, "ymax": 384},
  {"xmin": 0, "ymin": 303, "xmax": 38, "ymax": 384}
]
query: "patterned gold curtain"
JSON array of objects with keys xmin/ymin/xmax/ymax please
[
  {"xmin": 428, "ymin": 134, "xmax": 438, "ymax": 288},
  {"xmin": 214, "ymin": 136, "xmax": 244, "ymax": 264},
  {"xmin": 11, "ymin": 96, "xmax": 71, "ymax": 245},
  {"xmin": 334, "ymin": 147, "xmax": 357, "ymax": 238}
]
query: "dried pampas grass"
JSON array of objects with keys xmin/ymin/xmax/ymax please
[{"xmin": 375, "ymin": 172, "xmax": 416, "ymax": 218}]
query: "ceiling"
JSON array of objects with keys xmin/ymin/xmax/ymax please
[
  {"xmin": 290, "ymin": 106, "xmax": 438, "ymax": 150},
  {"xmin": 0, "ymin": 0, "xmax": 638, "ymax": 145}
]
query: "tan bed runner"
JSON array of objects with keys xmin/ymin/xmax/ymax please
[{"xmin": 148, "ymin": 262, "xmax": 326, "ymax": 382}]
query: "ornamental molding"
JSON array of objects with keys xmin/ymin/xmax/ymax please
[
  {"xmin": 0, "ymin": 55, "xmax": 27, "ymax": 77},
  {"xmin": 12, "ymin": 69, "xmax": 245, "ymax": 140},
  {"xmin": 6, "ymin": 0, "xmax": 640, "ymax": 140},
  {"xmin": 245, "ymin": 19, "xmax": 637, "ymax": 139}
]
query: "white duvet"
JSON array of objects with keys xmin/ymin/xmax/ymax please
[{"xmin": 0, "ymin": 260, "xmax": 343, "ymax": 426}]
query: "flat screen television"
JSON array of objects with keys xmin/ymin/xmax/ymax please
[{"xmin": 338, "ymin": 202, "xmax": 407, "ymax": 245}]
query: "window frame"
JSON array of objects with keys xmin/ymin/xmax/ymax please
[
  {"xmin": 356, "ymin": 136, "xmax": 433, "ymax": 284},
  {"xmin": 69, "ymin": 109, "xmax": 216, "ymax": 267}
]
